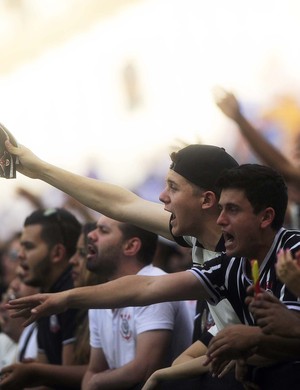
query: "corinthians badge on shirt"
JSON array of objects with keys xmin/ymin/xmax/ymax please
[
  {"xmin": 120, "ymin": 313, "xmax": 132, "ymax": 340},
  {"xmin": 49, "ymin": 314, "xmax": 60, "ymax": 333}
]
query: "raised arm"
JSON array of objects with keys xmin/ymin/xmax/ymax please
[
  {"xmin": 214, "ymin": 88, "xmax": 300, "ymax": 188},
  {"xmin": 5, "ymin": 141, "xmax": 171, "ymax": 239},
  {"xmin": 8, "ymin": 271, "xmax": 207, "ymax": 326}
]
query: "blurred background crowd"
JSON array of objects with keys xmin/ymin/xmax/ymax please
[{"xmin": 1, "ymin": 0, "xmax": 300, "ymax": 241}]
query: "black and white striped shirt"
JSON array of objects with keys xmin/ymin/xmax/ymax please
[{"xmin": 189, "ymin": 228, "xmax": 300, "ymax": 325}]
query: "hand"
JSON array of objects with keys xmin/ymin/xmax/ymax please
[
  {"xmin": 214, "ymin": 359, "xmax": 235, "ymax": 378},
  {"xmin": 5, "ymin": 140, "xmax": 44, "ymax": 179},
  {"xmin": 249, "ymin": 291, "xmax": 300, "ymax": 337},
  {"xmin": 275, "ymin": 249, "xmax": 300, "ymax": 296},
  {"xmin": 235, "ymin": 359, "xmax": 260, "ymax": 390},
  {"xmin": 212, "ymin": 87, "xmax": 241, "ymax": 121},
  {"xmin": 204, "ymin": 325, "xmax": 259, "ymax": 377},
  {"xmin": 0, "ymin": 363, "xmax": 34, "ymax": 390},
  {"xmin": 6, "ymin": 291, "xmax": 68, "ymax": 327}
]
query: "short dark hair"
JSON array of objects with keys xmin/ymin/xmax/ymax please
[
  {"xmin": 118, "ymin": 223, "xmax": 158, "ymax": 265},
  {"xmin": 24, "ymin": 208, "xmax": 81, "ymax": 258},
  {"xmin": 216, "ymin": 164, "xmax": 288, "ymax": 230}
]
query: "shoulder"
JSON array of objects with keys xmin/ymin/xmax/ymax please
[
  {"xmin": 138, "ymin": 264, "xmax": 166, "ymax": 276},
  {"xmin": 276, "ymin": 228, "xmax": 300, "ymax": 251}
]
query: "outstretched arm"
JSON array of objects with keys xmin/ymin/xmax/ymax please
[
  {"xmin": 214, "ymin": 88, "xmax": 300, "ymax": 188},
  {"xmin": 5, "ymin": 140, "xmax": 172, "ymax": 240},
  {"xmin": 7, "ymin": 271, "xmax": 207, "ymax": 326}
]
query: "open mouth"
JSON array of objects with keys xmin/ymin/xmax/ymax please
[
  {"xmin": 20, "ymin": 263, "xmax": 29, "ymax": 272},
  {"xmin": 170, "ymin": 213, "xmax": 176, "ymax": 224},
  {"xmin": 87, "ymin": 244, "xmax": 96, "ymax": 259},
  {"xmin": 223, "ymin": 231, "xmax": 234, "ymax": 245}
]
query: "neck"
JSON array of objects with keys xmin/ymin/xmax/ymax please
[
  {"xmin": 43, "ymin": 264, "xmax": 69, "ymax": 292},
  {"xmin": 248, "ymin": 229, "xmax": 278, "ymax": 266},
  {"xmin": 197, "ymin": 222, "xmax": 223, "ymax": 251},
  {"xmin": 108, "ymin": 260, "xmax": 144, "ymax": 281}
]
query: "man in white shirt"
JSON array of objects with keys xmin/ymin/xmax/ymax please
[{"xmin": 82, "ymin": 216, "xmax": 193, "ymax": 390}]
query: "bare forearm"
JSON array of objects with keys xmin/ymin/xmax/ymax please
[
  {"xmin": 234, "ymin": 113, "xmax": 295, "ymax": 180},
  {"xmin": 36, "ymin": 162, "xmax": 171, "ymax": 239},
  {"xmin": 25, "ymin": 363, "xmax": 87, "ymax": 387},
  {"xmin": 83, "ymin": 365, "xmax": 148, "ymax": 390},
  {"xmin": 65, "ymin": 274, "xmax": 174, "ymax": 310},
  {"xmin": 38, "ymin": 162, "xmax": 139, "ymax": 220},
  {"xmin": 152, "ymin": 356, "xmax": 208, "ymax": 382}
]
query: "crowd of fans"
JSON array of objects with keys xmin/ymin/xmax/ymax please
[{"xmin": 0, "ymin": 89, "xmax": 299, "ymax": 390}]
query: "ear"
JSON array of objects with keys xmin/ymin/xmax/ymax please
[
  {"xmin": 50, "ymin": 243, "xmax": 67, "ymax": 264},
  {"xmin": 260, "ymin": 207, "xmax": 275, "ymax": 228},
  {"xmin": 201, "ymin": 191, "xmax": 218, "ymax": 210},
  {"xmin": 123, "ymin": 237, "xmax": 141, "ymax": 257}
]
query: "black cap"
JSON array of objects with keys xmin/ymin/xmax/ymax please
[{"xmin": 170, "ymin": 144, "xmax": 238, "ymax": 190}]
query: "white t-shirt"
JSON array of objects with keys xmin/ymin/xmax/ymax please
[
  {"xmin": 17, "ymin": 323, "xmax": 38, "ymax": 361},
  {"xmin": 0, "ymin": 333, "xmax": 18, "ymax": 369},
  {"xmin": 89, "ymin": 264, "xmax": 193, "ymax": 369}
]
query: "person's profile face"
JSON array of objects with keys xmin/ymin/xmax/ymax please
[
  {"xmin": 18, "ymin": 225, "xmax": 52, "ymax": 287},
  {"xmin": 159, "ymin": 170, "xmax": 205, "ymax": 237},
  {"xmin": 86, "ymin": 216, "xmax": 123, "ymax": 276},
  {"xmin": 69, "ymin": 233, "xmax": 87, "ymax": 288}
]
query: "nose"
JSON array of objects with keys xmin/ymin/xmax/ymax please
[
  {"xmin": 18, "ymin": 246, "xmax": 26, "ymax": 260},
  {"xmin": 88, "ymin": 229, "xmax": 97, "ymax": 243},
  {"xmin": 69, "ymin": 256, "xmax": 75, "ymax": 265},
  {"xmin": 216, "ymin": 210, "xmax": 227, "ymax": 226},
  {"xmin": 69, "ymin": 252, "xmax": 79, "ymax": 266},
  {"xmin": 159, "ymin": 187, "xmax": 169, "ymax": 204}
]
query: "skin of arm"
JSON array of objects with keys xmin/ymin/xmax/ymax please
[
  {"xmin": 141, "ymin": 340, "xmax": 209, "ymax": 390},
  {"xmin": 8, "ymin": 271, "xmax": 207, "ymax": 327},
  {"xmin": 0, "ymin": 343, "xmax": 82, "ymax": 389},
  {"xmin": 275, "ymin": 249, "xmax": 300, "ymax": 297},
  {"xmin": 82, "ymin": 330, "xmax": 172, "ymax": 390},
  {"xmin": 214, "ymin": 88, "xmax": 300, "ymax": 188},
  {"xmin": 0, "ymin": 362, "xmax": 87, "ymax": 389},
  {"xmin": 5, "ymin": 141, "xmax": 172, "ymax": 240}
]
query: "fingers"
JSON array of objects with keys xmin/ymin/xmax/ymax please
[
  {"xmin": 217, "ymin": 359, "xmax": 235, "ymax": 378},
  {"xmin": 22, "ymin": 315, "xmax": 37, "ymax": 328},
  {"xmin": 4, "ymin": 139, "xmax": 20, "ymax": 154},
  {"xmin": 276, "ymin": 248, "xmax": 294, "ymax": 270},
  {"xmin": 212, "ymin": 86, "xmax": 227, "ymax": 101},
  {"xmin": 250, "ymin": 292, "xmax": 280, "ymax": 307},
  {"xmin": 203, "ymin": 354, "xmax": 213, "ymax": 367},
  {"xmin": 211, "ymin": 358, "xmax": 231, "ymax": 377}
]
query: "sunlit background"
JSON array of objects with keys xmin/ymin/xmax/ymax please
[{"xmin": 1, "ymin": 0, "xmax": 300, "ymax": 239}]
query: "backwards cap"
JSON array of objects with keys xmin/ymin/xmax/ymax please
[{"xmin": 170, "ymin": 144, "xmax": 238, "ymax": 190}]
